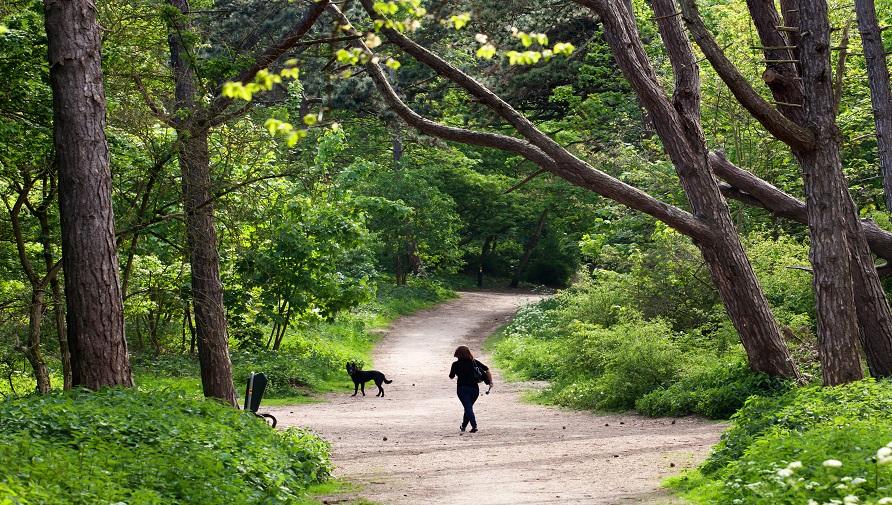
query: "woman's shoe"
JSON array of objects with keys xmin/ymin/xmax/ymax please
[
  {"xmin": 460, "ymin": 424, "xmax": 467, "ymax": 432},
  {"xmin": 469, "ymin": 427, "xmax": 478, "ymax": 433}
]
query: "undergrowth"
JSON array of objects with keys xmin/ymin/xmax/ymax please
[
  {"xmin": 669, "ymin": 379, "xmax": 892, "ymax": 504},
  {"xmin": 0, "ymin": 388, "xmax": 331, "ymax": 505}
]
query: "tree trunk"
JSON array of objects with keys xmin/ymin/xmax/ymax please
[
  {"xmin": 854, "ymin": 0, "xmax": 892, "ymax": 212},
  {"xmin": 510, "ymin": 207, "xmax": 549, "ymax": 288},
  {"xmin": 179, "ymin": 126, "xmax": 238, "ymax": 405},
  {"xmin": 794, "ymin": 0, "xmax": 864, "ymax": 384},
  {"xmin": 35, "ymin": 178, "xmax": 71, "ymax": 390},
  {"xmin": 168, "ymin": 0, "xmax": 237, "ymax": 406},
  {"xmin": 23, "ymin": 291, "xmax": 52, "ymax": 394},
  {"xmin": 44, "ymin": 0, "xmax": 133, "ymax": 389},
  {"xmin": 51, "ymin": 275, "xmax": 69, "ymax": 389},
  {"xmin": 480, "ymin": 236, "xmax": 492, "ymax": 267}
]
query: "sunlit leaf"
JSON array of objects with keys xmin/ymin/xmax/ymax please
[{"xmin": 476, "ymin": 43, "xmax": 497, "ymax": 59}]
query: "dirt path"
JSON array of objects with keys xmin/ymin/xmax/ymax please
[{"xmin": 268, "ymin": 291, "xmax": 724, "ymax": 504}]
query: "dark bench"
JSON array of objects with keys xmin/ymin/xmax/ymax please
[{"xmin": 244, "ymin": 371, "xmax": 277, "ymax": 428}]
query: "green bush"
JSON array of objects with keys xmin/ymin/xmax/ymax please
[
  {"xmin": 491, "ymin": 299, "xmax": 566, "ymax": 381},
  {"xmin": 635, "ymin": 358, "xmax": 794, "ymax": 419},
  {"xmin": 549, "ymin": 319, "xmax": 685, "ymax": 410},
  {"xmin": 702, "ymin": 379, "xmax": 892, "ymax": 476},
  {"xmin": 0, "ymin": 388, "xmax": 331, "ymax": 505}
]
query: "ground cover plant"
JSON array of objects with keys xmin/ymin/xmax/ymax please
[
  {"xmin": 0, "ymin": 387, "xmax": 331, "ymax": 505},
  {"xmin": 667, "ymin": 379, "xmax": 892, "ymax": 504}
]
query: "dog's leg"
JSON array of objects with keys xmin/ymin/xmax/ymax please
[{"xmin": 360, "ymin": 382, "xmax": 365, "ymax": 396}]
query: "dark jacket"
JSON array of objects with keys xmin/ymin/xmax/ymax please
[{"xmin": 450, "ymin": 358, "xmax": 489, "ymax": 387}]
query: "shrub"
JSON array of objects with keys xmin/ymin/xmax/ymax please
[
  {"xmin": 635, "ymin": 358, "xmax": 794, "ymax": 419},
  {"xmin": 550, "ymin": 319, "xmax": 685, "ymax": 410},
  {"xmin": 491, "ymin": 299, "xmax": 566, "ymax": 381},
  {"xmin": 0, "ymin": 388, "xmax": 331, "ymax": 505},
  {"xmin": 702, "ymin": 379, "xmax": 892, "ymax": 476}
]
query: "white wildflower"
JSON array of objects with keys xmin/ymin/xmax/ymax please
[
  {"xmin": 777, "ymin": 468, "xmax": 794, "ymax": 477},
  {"xmin": 787, "ymin": 461, "xmax": 803, "ymax": 469},
  {"xmin": 878, "ymin": 498, "xmax": 892, "ymax": 504},
  {"xmin": 823, "ymin": 459, "xmax": 843, "ymax": 468},
  {"xmin": 850, "ymin": 478, "xmax": 867, "ymax": 485},
  {"xmin": 843, "ymin": 495, "xmax": 859, "ymax": 504}
]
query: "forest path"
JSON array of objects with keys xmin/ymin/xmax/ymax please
[{"xmin": 267, "ymin": 291, "xmax": 723, "ymax": 505}]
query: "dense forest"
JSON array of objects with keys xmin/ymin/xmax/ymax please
[{"xmin": 3, "ymin": 0, "xmax": 892, "ymax": 502}]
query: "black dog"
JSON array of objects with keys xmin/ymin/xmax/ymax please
[{"xmin": 346, "ymin": 362, "xmax": 392, "ymax": 397}]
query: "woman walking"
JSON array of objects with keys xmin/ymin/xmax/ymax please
[{"xmin": 449, "ymin": 345, "xmax": 493, "ymax": 432}]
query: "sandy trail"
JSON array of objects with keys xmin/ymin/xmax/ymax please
[{"xmin": 267, "ymin": 291, "xmax": 723, "ymax": 504}]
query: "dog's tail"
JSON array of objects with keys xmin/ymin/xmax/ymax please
[{"xmin": 384, "ymin": 378, "xmax": 393, "ymax": 384}]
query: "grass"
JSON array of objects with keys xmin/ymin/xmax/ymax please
[{"xmin": 297, "ymin": 480, "xmax": 383, "ymax": 505}]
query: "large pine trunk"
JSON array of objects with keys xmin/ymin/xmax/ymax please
[{"xmin": 44, "ymin": 0, "xmax": 133, "ymax": 389}]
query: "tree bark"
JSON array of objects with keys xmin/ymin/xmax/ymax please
[
  {"xmin": 746, "ymin": 0, "xmax": 805, "ymax": 123},
  {"xmin": 44, "ymin": 0, "xmax": 133, "ymax": 389},
  {"xmin": 793, "ymin": 0, "xmax": 865, "ymax": 384}
]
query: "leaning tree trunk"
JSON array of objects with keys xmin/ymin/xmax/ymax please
[{"xmin": 44, "ymin": 0, "xmax": 133, "ymax": 389}]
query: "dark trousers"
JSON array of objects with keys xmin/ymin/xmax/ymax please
[{"xmin": 457, "ymin": 384, "xmax": 480, "ymax": 428}]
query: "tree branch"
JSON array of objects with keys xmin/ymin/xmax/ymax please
[
  {"xmin": 209, "ymin": 0, "xmax": 330, "ymax": 117},
  {"xmin": 676, "ymin": 0, "xmax": 814, "ymax": 150},
  {"xmin": 710, "ymin": 150, "xmax": 892, "ymax": 270},
  {"xmin": 331, "ymin": 2, "xmax": 713, "ymax": 241}
]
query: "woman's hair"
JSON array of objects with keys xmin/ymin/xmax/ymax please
[{"xmin": 453, "ymin": 345, "xmax": 473, "ymax": 360}]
